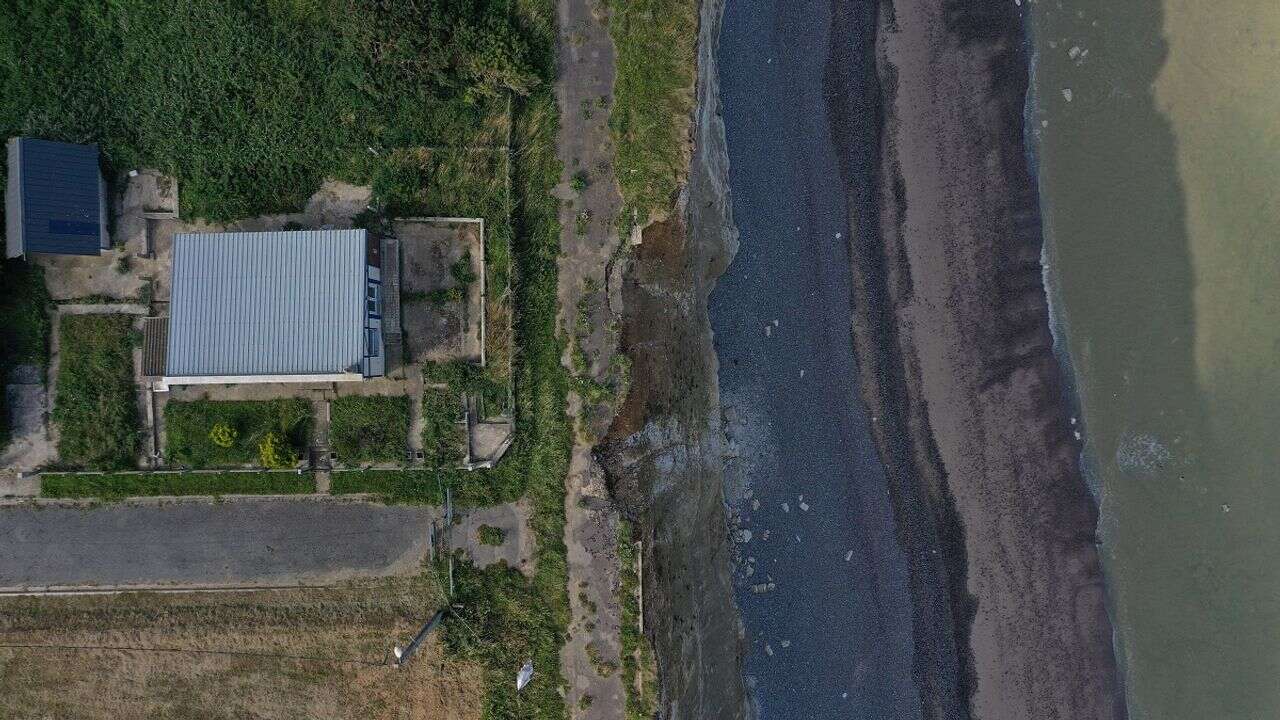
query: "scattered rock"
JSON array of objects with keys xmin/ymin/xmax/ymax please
[
  {"xmin": 844, "ymin": 550, "xmax": 854, "ymax": 562},
  {"xmin": 765, "ymin": 644, "xmax": 774, "ymax": 656},
  {"xmin": 780, "ymin": 640, "xmax": 790, "ymax": 648},
  {"xmin": 799, "ymin": 501, "xmax": 810, "ymax": 512},
  {"xmin": 781, "ymin": 502, "xmax": 790, "ymax": 513},
  {"xmin": 1062, "ymin": 88, "xmax": 1073, "ymax": 102}
]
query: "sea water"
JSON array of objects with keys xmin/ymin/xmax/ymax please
[{"xmin": 1029, "ymin": 2, "xmax": 1280, "ymax": 718}]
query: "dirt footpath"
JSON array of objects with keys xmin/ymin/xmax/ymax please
[{"xmin": 553, "ymin": 0, "xmax": 628, "ymax": 716}]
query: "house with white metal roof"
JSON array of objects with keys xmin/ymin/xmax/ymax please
[{"xmin": 151, "ymin": 229, "xmax": 385, "ymax": 389}]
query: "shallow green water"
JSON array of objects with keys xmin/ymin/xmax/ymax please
[{"xmin": 1030, "ymin": 2, "xmax": 1280, "ymax": 718}]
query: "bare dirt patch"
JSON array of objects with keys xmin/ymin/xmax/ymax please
[{"xmin": 395, "ymin": 220, "xmax": 484, "ymax": 365}]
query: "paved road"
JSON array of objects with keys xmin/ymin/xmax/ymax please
[
  {"xmin": 0, "ymin": 499, "xmax": 435, "ymax": 589},
  {"xmin": 712, "ymin": 1, "xmax": 924, "ymax": 716}
]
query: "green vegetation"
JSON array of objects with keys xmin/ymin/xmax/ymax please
[
  {"xmin": 40, "ymin": 471, "xmax": 314, "ymax": 500},
  {"xmin": 450, "ymin": 251, "xmax": 478, "ymax": 287},
  {"xmin": 52, "ymin": 315, "xmax": 138, "ymax": 470},
  {"xmin": 0, "ymin": 262, "xmax": 51, "ymax": 447},
  {"xmin": 618, "ymin": 519, "xmax": 658, "ymax": 719},
  {"xmin": 1, "ymin": 0, "xmax": 535, "ymax": 221},
  {"xmin": 372, "ymin": 147, "xmax": 514, "ymax": 397},
  {"xmin": 329, "ymin": 395, "xmax": 411, "ymax": 464},
  {"xmin": 164, "ymin": 399, "xmax": 310, "ymax": 468},
  {"xmin": 477, "ymin": 524, "xmax": 506, "ymax": 546},
  {"xmin": 422, "ymin": 386, "xmax": 466, "ymax": 467},
  {"xmin": 335, "ymin": 22, "xmax": 572, "ymax": 716},
  {"xmin": 257, "ymin": 431, "xmax": 299, "ymax": 469},
  {"xmin": 424, "ymin": 360, "xmax": 508, "ymax": 420},
  {"xmin": 208, "ymin": 422, "xmax": 237, "ymax": 448},
  {"xmin": 608, "ymin": 0, "xmax": 698, "ymax": 225},
  {"xmin": 5, "ymin": 1, "xmax": 572, "ymax": 715},
  {"xmin": 571, "ymin": 170, "xmax": 589, "ymax": 193},
  {"xmin": 442, "ymin": 560, "xmax": 566, "ymax": 719},
  {"xmin": 330, "ymin": 469, "xmax": 446, "ymax": 503}
]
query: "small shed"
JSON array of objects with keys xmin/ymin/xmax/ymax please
[{"xmin": 5, "ymin": 137, "xmax": 108, "ymax": 257}]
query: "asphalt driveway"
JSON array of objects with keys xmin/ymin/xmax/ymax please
[{"xmin": 0, "ymin": 498, "xmax": 436, "ymax": 590}]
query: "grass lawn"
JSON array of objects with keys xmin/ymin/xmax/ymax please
[
  {"xmin": 329, "ymin": 396, "xmax": 410, "ymax": 465},
  {"xmin": 608, "ymin": 0, "xmax": 698, "ymax": 225},
  {"xmin": 52, "ymin": 315, "xmax": 138, "ymax": 470},
  {"xmin": 0, "ymin": 578, "xmax": 480, "ymax": 720},
  {"xmin": 164, "ymin": 399, "xmax": 311, "ymax": 468},
  {"xmin": 41, "ymin": 471, "xmax": 314, "ymax": 500},
  {"xmin": 0, "ymin": 261, "xmax": 51, "ymax": 447}
]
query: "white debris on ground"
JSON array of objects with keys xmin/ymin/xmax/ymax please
[
  {"xmin": 799, "ymin": 501, "xmax": 810, "ymax": 512},
  {"xmin": 1062, "ymin": 88, "xmax": 1073, "ymax": 102},
  {"xmin": 780, "ymin": 640, "xmax": 791, "ymax": 648},
  {"xmin": 844, "ymin": 550, "xmax": 854, "ymax": 562},
  {"xmin": 781, "ymin": 502, "xmax": 790, "ymax": 513},
  {"xmin": 765, "ymin": 644, "xmax": 774, "ymax": 656}
]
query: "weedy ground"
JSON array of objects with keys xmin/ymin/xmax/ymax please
[{"xmin": 0, "ymin": 577, "xmax": 482, "ymax": 720}]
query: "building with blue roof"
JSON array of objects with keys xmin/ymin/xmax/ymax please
[{"xmin": 5, "ymin": 137, "xmax": 108, "ymax": 257}]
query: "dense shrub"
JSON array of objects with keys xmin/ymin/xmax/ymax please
[
  {"xmin": 422, "ymin": 387, "xmax": 466, "ymax": 467},
  {"xmin": 0, "ymin": 0, "xmax": 529, "ymax": 220},
  {"xmin": 41, "ymin": 471, "xmax": 314, "ymax": 500},
  {"xmin": 329, "ymin": 395, "xmax": 411, "ymax": 464}
]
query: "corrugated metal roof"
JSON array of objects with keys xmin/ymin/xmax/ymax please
[
  {"xmin": 6, "ymin": 137, "xmax": 106, "ymax": 256},
  {"xmin": 142, "ymin": 317, "xmax": 168, "ymax": 376},
  {"xmin": 166, "ymin": 230, "xmax": 367, "ymax": 377}
]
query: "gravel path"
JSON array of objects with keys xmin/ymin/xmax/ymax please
[
  {"xmin": 712, "ymin": 1, "xmax": 924, "ymax": 716},
  {"xmin": 553, "ymin": 0, "xmax": 628, "ymax": 715}
]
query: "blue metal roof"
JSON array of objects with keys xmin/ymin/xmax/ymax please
[
  {"xmin": 5, "ymin": 138, "xmax": 106, "ymax": 256},
  {"xmin": 166, "ymin": 230, "xmax": 368, "ymax": 378}
]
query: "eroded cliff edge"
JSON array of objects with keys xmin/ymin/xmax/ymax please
[
  {"xmin": 600, "ymin": 0, "xmax": 749, "ymax": 717},
  {"xmin": 840, "ymin": 1, "xmax": 1129, "ymax": 718}
]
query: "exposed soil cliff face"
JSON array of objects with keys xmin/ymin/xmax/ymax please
[
  {"xmin": 856, "ymin": 0, "xmax": 1127, "ymax": 718},
  {"xmin": 600, "ymin": 1, "xmax": 749, "ymax": 718}
]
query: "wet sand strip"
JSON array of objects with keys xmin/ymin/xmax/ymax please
[{"xmin": 848, "ymin": 1, "xmax": 1128, "ymax": 718}]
